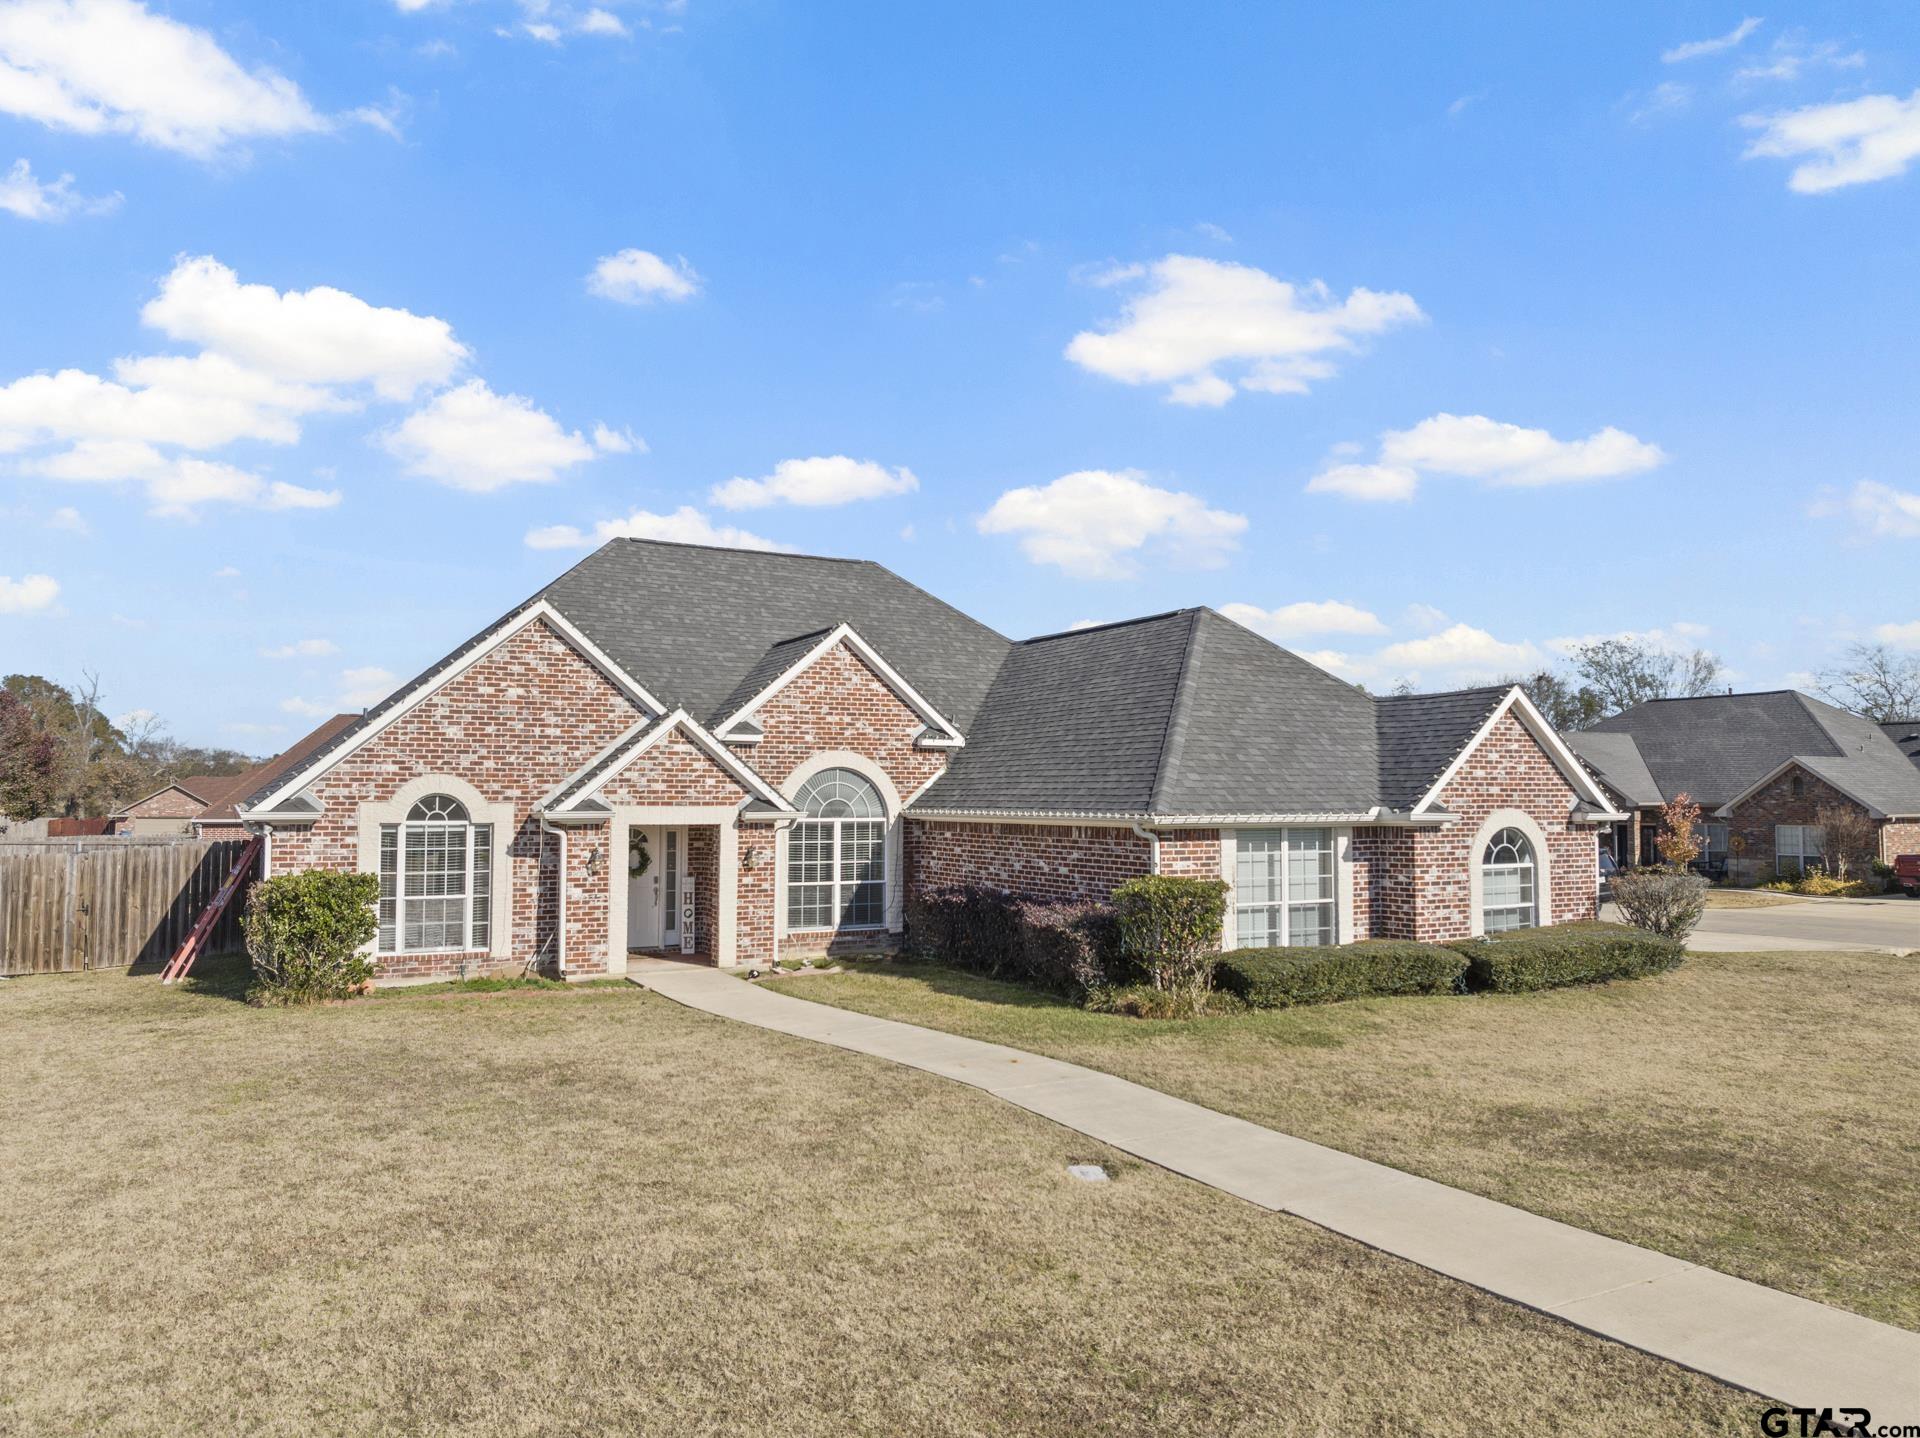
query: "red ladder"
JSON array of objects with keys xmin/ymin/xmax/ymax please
[{"xmin": 161, "ymin": 835, "xmax": 263, "ymax": 985}]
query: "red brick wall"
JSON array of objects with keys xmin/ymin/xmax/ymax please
[
  {"xmin": 560, "ymin": 822, "xmax": 608, "ymax": 976},
  {"xmin": 906, "ymin": 819, "xmax": 1151, "ymax": 903},
  {"xmin": 1723, "ymin": 763, "xmax": 1884, "ymax": 879},
  {"xmin": 1156, "ymin": 830, "xmax": 1221, "ymax": 878},
  {"xmin": 1881, "ymin": 820, "xmax": 1920, "ymax": 865},
  {"xmin": 121, "ymin": 787, "xmax": 205, "ymax": 820},
  {"xmin": 1351, "ymin": 826, "xmax": 1416, "ymax": 941},
  {"xmin": 1405, "ymin": 709, "xmax": 1600, "ymax": 941},
  {"xmin": 737, "ymin": 825, "xmax": 777, "ymax": 966},
  {"xmin": 267, "ymin": 619, "xmax": 644, "ymax": 981},
  {"xmin": 598, "ymin": 730, "xmax": 751, "ymax": 808},
  {"xmin": 743, "ymin": 640, "xmax": 946, "ymax": 801}
]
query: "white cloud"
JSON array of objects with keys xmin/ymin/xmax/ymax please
[
  {"xmin": 1193, "ymin": 221, "xmax": 1233, "ymax": 243},
  {"xmin": 1403, "ymin": 602, "xmax": 1450, "ymax": 633},
  {"xmin": 24, "ymin": 440, "xmax": 339, "ymax": 516},
  {"xmin": 977, "ymin": 468, "xmax": 1247, "ymax": 579},
  {"xmin": 261, "ymin": 638, "xmax": 339, "ymax": 659},
  {"xmin": 592, "ymin": 422, "xmax": 645, "ymax": 454},
  {"xmin": 1304, "ymin": 462, "xmax": 1420, "ymax": 503},
  {"xmin": 711, "ymin": 455, "xmax": 918, "ymax": 510},
  {"xmin": 1064, "ymin": 255, "xmax": 1422, "ymax": 406},
  {"xmin": 1219, "ymin": 600, "xmax": 1387, "ymax": 641},
  {"xmin": 1745, "ymin": 90, "xmax": 1920, "ymax": 193},
  {"xmin": 524, "ymin": 506, "xmax": 791, "ymax": 552},
  {"xmin": 0, "ymin": 572, "xmax": 59, "ymax": 613},
  {"xmin": 1813, "ymin": 479, "xmax": 1920, "ymax": 539},
  {"xmin": 1735, "ymin": 35, "xmax": 1864, "ymax": 84},
  {"xmin": 213, "ymin": 565, "xmax": 240, "ymax": 578},
  {"xmin": 0, "ymin": 156, "xmax": 117, "ymax": 220},
  {"xmin": 1626, "ymin": 81, "xmax": 1692, "ymax": 126},
  {"xmin": 0, "ymin": 357, "xmax": 338, "ymax": 452},
  {"xmin": 577, "ymin": 8, "xmax": 627, "ymax": 36},
  {"xmin": 383, "ymin": 379, "xmax": 593, "ymax": 491},
  {"xmin": 586, "ymin": 248, "xmax": 702, "ymax": 305},
  {"xmin": 340, "ymin": 666, "xmax": 396, "ymax": 707},
  {"xmin": 45, "ymin": 504, "xmax": 86, "ymax": 532},
  {"xmin": 1375, "ymin": 624, "xmax": 1542, "ymax": 681},
  {"xmin": 0, "ymin": 0, "xmax": 324, "ymax": 157},
  {"xmin": 520, "ymin": 21, "xmax": 561, "ymax": 43},
  {"xmin": 142, "ymin": 256, "xmax": 467, "ymax": 401},
  {"xmin": 1876, "ymin": 620, "xmax": 1920, "ymax": 648},
  {"xmin": 1310, "ymin": 413, "xmax": 1665, "ymax": 502},
  {"xmin": 1546, "ymin": 623, "xmax": 1712, "ymax": 657},
  {"xmin": 1661, "ymin": 17, "xmax": 1761, "ymax": 63}
]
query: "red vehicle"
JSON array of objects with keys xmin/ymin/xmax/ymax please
[{"xmin": 1895, "ymin": 854, "xmax": 1920, "ymax": 898}]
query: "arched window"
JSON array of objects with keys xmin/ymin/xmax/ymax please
[
  {"xmin": 378, "ymin": 793, "xmax": 493, "ymax": 953},
  {"xmin": 1481, "ymin": 826, "xmax": 1536, "ymax": 933},
  {"xmin": 787, "ymin": 768, "xmax": 886, "ymax": 930}
]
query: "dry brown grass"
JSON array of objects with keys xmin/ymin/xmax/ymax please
[
  {"xmin": 1701, "ymin": 889, "xmax": 1805, "ymax": 909},
  {"xmin": 773, "ymin": 948, "xmax": 1920, "ymax": 1331},
  {"xmin": 0, "ymin": 958, "xmax": 1758, "ymax": 1436}
]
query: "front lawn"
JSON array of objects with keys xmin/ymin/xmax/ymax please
[
  {"xmin": 768, "ymin": 947, "xmax": 1920, "ymax": 1331},
  {"xmin": 0, "ymin": 958, "xmax": 1753, "ymax": 1435}
]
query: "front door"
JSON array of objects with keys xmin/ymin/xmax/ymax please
[{"xmin": 626, "ymin": 826, "xmax": 683, "ymax": 951}]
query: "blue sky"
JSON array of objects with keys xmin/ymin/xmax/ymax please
[{"xmin": 3, "ymin": 0, "xmax": 1919, "ymax": 751}]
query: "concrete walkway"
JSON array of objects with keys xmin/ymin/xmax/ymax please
[{"xmin": 633, "ymin": 965, "xmax": 1920, "ymax": 1419}]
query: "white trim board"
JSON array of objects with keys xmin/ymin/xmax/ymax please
[
  {"xmin": 714, "ymin": 622, "xmax": 965, "ymax": 749},
  {"xmin": 243, "ymin": 601, "xmax": 668, "ymax": 816}
]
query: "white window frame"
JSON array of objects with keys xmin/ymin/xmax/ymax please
[
  {"xmin": 1701, "ymin": 821, "xmax": 1729, "ymax": 858},
  {"xmin": 786, "ymin": 768, "xmax": 888, "ymax": 932},
  {"xmin": 1480, "ymin": 825, "xmax": 1538, "ymax": 934},
  {"xmin": 380, "ymin": 795, "xmax": 493, "ymax": 955},
  {"xmin": 1228, "ymin": 828, "xmax": 1338, "ymax": 950},
  {"xmin": 1775, "ymin": 824, "xmax": 1825, "ymax": 876}
]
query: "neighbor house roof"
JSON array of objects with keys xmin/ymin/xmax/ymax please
[
  {"xmin": 222, "ymin": 713, "xmax": 364, "ymax": 819},
  {"xmin": 1576, "ymin": 691, "xmax": 1920, "ymax": 817},
  {"xmin": 911, "ymin": 609, "xmax": 1557, "ymax": 821},
  {"xmin": 1881, "ymin": 719, "xmax": 1920, "ymax": 770},
  {"xmin": 243, "ymin": 540, "xmax": 1012, "ymax": 811},
  {"xmin": 1563, "ymin": 730, "xmax": 1663, "ymax": 808}
]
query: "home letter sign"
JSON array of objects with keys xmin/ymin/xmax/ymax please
[{"xmin": 680, "ymin": 875, "xmax": 697, "ymax": 955}]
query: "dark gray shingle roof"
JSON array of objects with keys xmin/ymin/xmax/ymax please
[
  {"xmin": 915, "ymin": 609, "xmax": 1516, "ymax": 818},
  {"xmin": 1583, "ymin": 691, "xmax": 1920, "ymax": 816},
  {"xmin": 711, "ymin": 628, "xmax": 834, "ymax": 729},
  {"xmin": 1564, "ymin": 730, "xmax": 1663, "ymax": 808},
  {"xmin": 1880, "ymin": 720, "xmax": 1920, "ymax": 770}
]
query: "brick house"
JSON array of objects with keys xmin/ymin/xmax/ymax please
[
  {"xmin": 108, "ymin": 715, "xmax": 360, "ymax": 840},
  {"xmin": 1569, "ymin": 692, "xmax": 1920, "ymax": 882},
  {"xmin": 235, "ymin": 539, "xmax": 1623, "ymax": 983}
]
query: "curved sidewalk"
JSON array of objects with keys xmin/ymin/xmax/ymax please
[{"xmin": 633, "ymin": 965, "xmax": 1919, "ymax": 1419}]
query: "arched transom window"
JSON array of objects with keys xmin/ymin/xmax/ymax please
[
  {"xmin": 787, "ymin": 768, "xmax": 886, "ymax": 930},
  {"xmin": 1481, "ymin": 826, "xmax": 1536, "ymax": 934},
  {"xmin": 378, "ymin": 794, "xmax": 493, "ymax": 953}
]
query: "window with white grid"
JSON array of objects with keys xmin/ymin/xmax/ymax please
[
  {"xmin": 787, "ymin": 768, "xmax": 887, "ymax": 931},
  {"xmin": 1233, "ymin": 828, "xmax": 1335, "ymax": 949},
  {"xmin": 1481, "ymin": 827, "xmax": 1536, "ymax": 933},
  {"xmin": 1775, "ymin": 824, "xmax": 1824, "ymax": 876},
  {"xmin": 379, "ymin": 794, "xmax": 492, "ymax": 954}
]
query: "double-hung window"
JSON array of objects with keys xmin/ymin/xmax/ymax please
[
  {"xmin": 379, "ymin": 795, "xmax": 493, "ymax": 953},
  {"xmin": 1233, "ymin": 828, "xmax": 1336, "ymax": 949},
  {"xmin": 787, "ymin": 768, "xmax": 887, "ymax": 930},
  {"xmin": 1481, "ymin": 827, "xmax": 1537, "ymax": 933},
  {"xmin": 1776, "ymin": 824, "xmax": 1824, "ymax": 876}
]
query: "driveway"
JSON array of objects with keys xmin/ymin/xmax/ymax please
[{"xmin": 1609, "ymin": 897, "xmax": 1920, "ymax": 954}]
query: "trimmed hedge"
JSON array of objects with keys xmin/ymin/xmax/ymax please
[
  {"xmin": 905, "ymin": 886, "xmax": 1119, "ymax": 997},
  {"xmin": 1214, "ymin": 940, "xmax": 1467, "ymax": 1009},
  {"xmin": 1451, "ymin": 920, "xmax": 1684, "ymax": 994}
]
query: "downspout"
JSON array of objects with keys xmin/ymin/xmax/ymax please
[
  {"xmin": 1130, "ymin": 822, "xmax": 1161, "ymax": 875},
  {"xmin": 537, "ymin": 813, "xmax": 567, "ymax": 977}
]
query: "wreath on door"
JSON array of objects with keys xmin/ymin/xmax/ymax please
[{"xmin": 628, "ymin": 829, "xmax": 652, "ymax": 877}]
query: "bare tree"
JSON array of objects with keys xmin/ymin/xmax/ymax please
[
  {"xmin": 1813, "ymin": 802, "xmax": 1876, "ymax": 881},
  {"xmin": 1502, "ymin": 669, "xmax": 1605, "ymax": 732},
  {"xmin": 1815, "ymin": 643, "xmax": 1920, "ymax": 724}
]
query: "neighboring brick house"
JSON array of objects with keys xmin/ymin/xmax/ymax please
[
  {"xmin": 1569, "ymin": 692, "xmax": 1920, "ymax": 882},
  {"xmin": 235, "ymin": 538, "xmax": 1623, "ymax": 984},
  {"xmin": 108, "ymin": 715, "xmax": 361, "ymax": 840}
]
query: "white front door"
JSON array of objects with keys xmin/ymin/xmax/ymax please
[{"xmin": 625, "ymin": 826, "xmax": 683, "ymax": 951}]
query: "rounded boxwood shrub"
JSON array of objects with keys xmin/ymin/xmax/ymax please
[
  {"xmin": 1214, "ymin": 941, "xmax": 1467, "ymax": 1009},
  {"xmin": 1110, "ymin": 875, "xmax": 1229, "ymax": 1012},
  {"xmin": 1452, "ymin": 920, "xmax": 1683, "ymax": 994},
  {"xmin": 243, "ymin": 869, "xmax": 379, "ymax": 1005}
]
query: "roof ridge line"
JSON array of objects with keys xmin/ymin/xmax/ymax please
[
  {"xmin": 1022, "ymin": 608, "xmax": 1200, "ymax": 645},
  {"xmin": 1146, "ymin": 609, "xmax": 1205, "ymax": 817}
]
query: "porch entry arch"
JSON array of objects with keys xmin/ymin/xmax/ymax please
[
  {"xmin": 1466, "ymin": 808, "xmax": 1554, "ymax": 937},
  {"xmin": 777, "ymin": 751, "xmax": 905, "ymax": 936}
]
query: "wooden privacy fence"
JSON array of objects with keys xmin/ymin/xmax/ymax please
[{"xmin": 0, "ymin": 838, "xmax": 255, "ymax": 976}]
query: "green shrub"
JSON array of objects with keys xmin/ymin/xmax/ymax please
[
  {"xmin": 1452, "ymin": 921, "xmax": 1683, "ymax": 994},
  {"xmin": 1110, "ymin": 875, "xmax": 1228, "ymax": 1007},
  {"xmin": 905, "ymin": 887, "xmax": 1119, "ymax": 997},
  {"xmin": 1608, "ymin": 868, "xmax": 1707, "ymax": 940},
  {"xmin": 242, "ymin": 870, "xmax": 379, "ymax": 1005},
  {"xmin": 1215, "ymin": 941, "xmax": 1467, "ymax": 1009}
]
